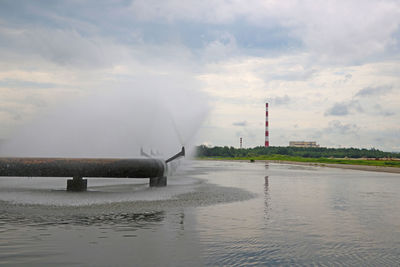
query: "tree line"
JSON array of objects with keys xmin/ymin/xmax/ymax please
[{"xmin": 196, "ymin": 145, "xmax": 400, "ymax": 159}]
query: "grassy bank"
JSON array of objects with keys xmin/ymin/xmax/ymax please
[{"xmin": 198, "ymin": 155, "xmax": 400, "ymax": 168}]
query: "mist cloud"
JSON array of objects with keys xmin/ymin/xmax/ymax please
[{"xmin": 0, "ymin": 75, "xmax": 209, "ymax": 158}]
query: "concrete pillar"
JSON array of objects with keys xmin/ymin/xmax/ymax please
[
  {"xmin": 149, "ymin": 176, "xmax": 167, "ymax": 187},
  {"xmin": 67, "ymin": 176, "xmax": 87, "ymax": 191}
]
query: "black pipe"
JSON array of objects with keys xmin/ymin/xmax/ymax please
[
  {"xmin": 166, "ymin": 147, "xmax": 185, "ymax": 163},
  {"xmin": 0, "ymin": 157, "xmax": 165, "ymax": 178}
]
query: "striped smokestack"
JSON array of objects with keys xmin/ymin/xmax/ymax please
[{"xmin": 265, "ymin": 103, "xmax": 269, "ymax": 147}]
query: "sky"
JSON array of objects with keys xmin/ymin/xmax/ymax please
[{"xmin": 0, "ymin": 0, "xmax": 399, "ymax": 153}]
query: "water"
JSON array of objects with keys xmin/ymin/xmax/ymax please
[{"xmin": 1, "ymin": 160, "xmax": 400, "ymax": 266}]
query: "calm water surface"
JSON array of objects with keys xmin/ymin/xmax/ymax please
[{"xmin": 1, "ymin": 160, "xmax": 400, "ymax": 266}]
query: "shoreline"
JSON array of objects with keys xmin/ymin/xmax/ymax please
[
  {"xmin": 265, "ymin": 160, "xmax": 400, "ymax": 174},
  {"xmin": 199, "ymin": 159, "xmax": 400, "ymax": 174}
]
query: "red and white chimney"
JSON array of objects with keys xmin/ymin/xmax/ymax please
[{"xmin": 265, "ymin": 103, "xmax": 269, "ymax": 147}]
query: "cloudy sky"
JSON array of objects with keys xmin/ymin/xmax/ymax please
[{"xmin": 0, "ymin": 0, "xmax": 399, "ymax": 153}]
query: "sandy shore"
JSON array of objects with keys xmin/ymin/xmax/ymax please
[{"xmin": 265, "ymin": 160, "xmax": 400, "ymax": 174}]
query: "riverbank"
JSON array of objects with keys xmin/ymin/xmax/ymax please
[
  {"xmin": 265, "ymin": 160, "xmax": 400, "ymax": 174},
  {"xmin": 198, "ymin": 157, "xmax": 400, "ymax": 174}
]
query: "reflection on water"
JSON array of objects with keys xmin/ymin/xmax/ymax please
[
  {"xmin": 264, "ymin": 175, "xmax": 270, "ymax": 221},
  {"xmin": 0, "ymin": 210, "xmax": 165, "ymax": 234},
  {"xmin": 1, "ymin": 160, "xmax": 400, "ymax": 266},
  {"xmin": 264, "ymin": 163, "xmax": 271, "ymax": 221},
  {"xmin": 20, "ymin": 211, "xmax": 164, "ymax": 227}
]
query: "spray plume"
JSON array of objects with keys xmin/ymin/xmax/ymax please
[{"xmin": 0, "ymin": 75, "xmax": 209, "ymax": 160}]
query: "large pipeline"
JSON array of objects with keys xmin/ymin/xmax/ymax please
[
  {"xmin": 0, "ymin": 147, "xmax": 185, "ymax": 191},
  {"xmin": 0, "ymin": 157, "xmax": 165, "ymax": 178},
  {"xmin": 0, "ymin": 157, "xmax": 167, "ymax": 191}
]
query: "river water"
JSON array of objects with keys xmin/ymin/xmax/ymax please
[{"xmin": 0, "ymin": 160, "xmax": 399, "ymax": 266}]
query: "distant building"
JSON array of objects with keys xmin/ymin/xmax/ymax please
[{"xmin": 289, "ymin": 141, "xmax": 320, "ymax": 148}]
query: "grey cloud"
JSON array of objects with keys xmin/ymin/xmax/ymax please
[
  {"xmin": 324, "ymin": 102, "xmax": 350, "ymax": 116},
  {"xmin": 332, "ymin": 72, "xmax": 352, "ymax": 85},
  {"xmin": 235, "ymin": 128, "xmax": 256, "ymax": 145},
  {"xmin": 270, "ymin": 95, "xmax": 291, "ymax": 106},
  {"xmin": 355, "ymin": 85, "xmax": 393, "ymax": 97},
  {"xmin": 325, "ymin": 99, "xmax": 395, "ymax": 117},
  {"xmin": 327, "ymin": 120, "xmax": 359, "ymax": 135},
  {"xmin": 233, "ymin": 121, "xmax": 247, "ymax": 127},
  {"xmin": 132, "ymin": 0, "xmax": 400, "ymax": 64},
  {"xmin": 0, "ymin": 107, "xmax": 22, "ymax": 121},
  {"xmin": 373, "ymin": 104, "xmax": 395, "ymax": 117},
  {"xmin": 380, "ymin": 111, "xmax": 395, "ymax": 116},
  {"xmin": 0, "ymin": 94, "xmax": 47, "ymax": 121},
  {"xmin": 310, "ymin": 130, "xmax": 323, "ymax": 139},
  {"xmin": 0, "ymin": 25, "xmax": 128, "ymax": 68},
  {"xmin": 0, "ymin": 79, "xmax": 57, "ymax": 89},
  {"xmin": 24, "ymin": 95, "xmax": 47, "ymax": 108},
  {"xmin": 325, "ymin": 100, "xmax": 363, "ymax": 116},
  {"xmin": 268, "ymin": 69, "xmax": 316, "ymax": 82},
  {"xmin": 339, "ymin": 73, "xmax": 352, "ymax": 84},
  {"xmin": 2, "ymin": 0, "xmax": 400, "ymax": 65},
  {"xmin": 374, "ymin": 129, "xmax": 400, "ymax": 152}
]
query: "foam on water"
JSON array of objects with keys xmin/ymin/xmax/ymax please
[
  {"xmin": 0, "ymin": 161, "xmax": 255, "ymax": 208},
  {"xmin": 0, "ymin": 178, "xmax": 195, "ymax": 206}
]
